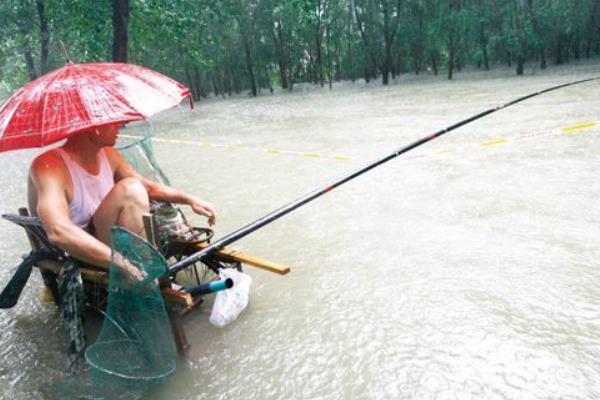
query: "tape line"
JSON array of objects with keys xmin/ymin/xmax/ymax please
[
  {"xmin": 561, "ymin": 122, "xmax": 597, "ymax": 134},
  {"xmin": 120, "ymin": 119, "xmax": 597, "ymax": 162},
  {"xmin": 481, "ymin": 139, "xmax": 508, "ymax": 147}
]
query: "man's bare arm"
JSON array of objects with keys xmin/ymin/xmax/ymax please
[
  {"xmin": 105, "ymin": 147, "xmax": 217, "ymax": 225},
  {"xmin": 30, "ymin": 154, "xmax": 113, "ymax": 269}
]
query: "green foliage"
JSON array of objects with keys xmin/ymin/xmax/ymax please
[{"xmin": 0, "ymin": 0, "xmax": 599, "ymax": 95}]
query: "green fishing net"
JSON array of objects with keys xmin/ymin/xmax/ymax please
[
  {"xmin": 85, "ymin": 226, "xmax": 176, "ymax": 389},
  {"xmin": 117, "ymin": 135, "xmax": 171, "ymax": 185}
]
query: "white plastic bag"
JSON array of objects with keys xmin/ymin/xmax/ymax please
[{"xmin": 209, "ymin": 268, "xmax": 252, "ymax": 327}]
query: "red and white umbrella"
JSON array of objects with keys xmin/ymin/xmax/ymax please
[{"xmin": 0, "ymin": 62, "xmax": 192, "ymax": 152}]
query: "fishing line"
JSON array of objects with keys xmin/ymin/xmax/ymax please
[{"xmin": 170, "ymin": 77, "xmax": 600, "ymax": 274}]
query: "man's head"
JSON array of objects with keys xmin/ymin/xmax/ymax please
[{"xmin": 87, "ymin": 123, "xmax": 120, "ymax": 147}]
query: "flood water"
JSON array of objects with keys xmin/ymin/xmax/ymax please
[{"xmin": 1, "ymin": 63, "xmax": 599, "ymax": 399}]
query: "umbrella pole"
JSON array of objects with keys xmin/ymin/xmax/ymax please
[{"xmin": 170, "ymin": 77, "xmax": 599, "ymax": 274}]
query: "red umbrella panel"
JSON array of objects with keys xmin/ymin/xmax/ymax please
[{"xmin": 0, "ymin": 63, "xmax": 192, "ymax": 152}]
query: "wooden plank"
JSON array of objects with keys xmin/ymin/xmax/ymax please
[
  {"xmin": 161, "ymin": 287, "xmax": 194, "ymax": 307},
  {"xmin": 36, "ymin": 259, "xmax": 194, "ymax": 307},
  {"xmin": 168, "ymin": 309, "xmax": 190, "ymax": 352},
  {"xmin": 142, "ymin": 214, "xmax": 160, "ymax": 247},
  {"xmin": 37, "ymin": 260, "xmax": 109, "ymax": 284},
  {"xmin": 143, "ymin": 213, "xmax": 172, "ymax": 288},
  {"xmin": 193, "ymin": 242, "xmax": 291, "ymax": 275}
]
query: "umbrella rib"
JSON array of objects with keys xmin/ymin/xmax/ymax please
[
  {"xmin": 39, "ymin": 67, "xmax": 68, "ymax": 147},
  {"xmin": 109, "ymin": 64, "xmax": 189, "ymax": 113},
  {"xmin": 92, "ymin": 65, "xmax": 146, "ymax": 120},
  {"xmin": 79, "ymin": 64, "xmax": 105, "ymax": 127}
]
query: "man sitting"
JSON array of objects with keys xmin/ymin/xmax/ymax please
[{"xmin": 28, "ymin": 123, "xmax": 216, "ymax": 278}]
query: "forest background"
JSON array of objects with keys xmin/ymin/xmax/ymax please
[{"xmin": 0, "ymin": 0, "xmax": 599, "ymax": 99}]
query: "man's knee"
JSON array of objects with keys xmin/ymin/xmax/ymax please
[{"xmin": 114, "ymin": 178, "xmax": 149, "ymax": 207}]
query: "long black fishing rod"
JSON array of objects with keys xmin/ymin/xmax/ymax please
[{"xmin": 170, "ymin": 77, "xmax": 599, "ymax": 274}]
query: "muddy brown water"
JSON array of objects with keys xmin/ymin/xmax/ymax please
[{"xmin": 0, "ymin": 62, "xmax": 599, "ymax": 399}]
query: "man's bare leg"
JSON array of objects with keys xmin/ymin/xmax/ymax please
[{"xmin": 92, "ymin": 177, "xmax": 150, "ymax": 246}]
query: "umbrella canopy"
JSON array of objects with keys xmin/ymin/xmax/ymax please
[{"xmin": 0, "ymin": 63, "xmax": 192, "ymax": 152}]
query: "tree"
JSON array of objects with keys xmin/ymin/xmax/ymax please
[
  {"xmin": 1, "ymin": 0, "xmax": 599, "ymax": 95},
  {"xmin": 36, "ymin": 0, "xmax": 49, "ymax": 74},
  {"xmin": 111, "ymin": 0, "xmax": 129, "ymax": 62}
]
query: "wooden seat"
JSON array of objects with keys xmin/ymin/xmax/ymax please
[{"xmin": 2, "ymin": 207, "xmax": 291, "ymax": 353}]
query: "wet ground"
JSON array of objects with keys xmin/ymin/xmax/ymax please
[{"xmin": 0, "ymin": 61, "xmax": 599, "ymax": 399}]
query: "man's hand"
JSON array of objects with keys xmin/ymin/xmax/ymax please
[
  {"xmin": 190, "ymin": 198, "xmax": 217, "ymax": 226},
  {"xmin": 114, "ymin": 252, "xmax": 147, "ymax": 283}
]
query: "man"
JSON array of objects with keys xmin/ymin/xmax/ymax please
[{"xmin": 28, "ymin": 122, "xmax": 216, "ymax": 277}]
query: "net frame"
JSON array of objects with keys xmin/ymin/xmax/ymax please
[
  {"xmin": 84, "ymin": 226, "xmax": 176, "ymax": 388},
  {"xmin": 116, "ymin": 121, "xmax": 171, "ymax": 186}
]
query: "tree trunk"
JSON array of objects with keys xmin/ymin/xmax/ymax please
[
  {"xmin": 430, "ymin": 51, "xmax": 438, "ymax": 75},
  {"xmin": 194, "ymin": 66, "xmax": 207, "ymax": 98},
  {"xmin": 382, "ymin": 7, "xmax": 390, "ymax": 85},
  {"xmin": 22, "ymin": 42, "xmax": 37, "ymax": 81},
  {"xmin": 446, "ymin": 0, "xmax": 460, "ymax": 80},
  {"xmin": 185, "ymin": 66, "xmax": 199, "ymax": 100},
  {"xmin": 315, "ymin": 12, "xmax": 325, "ymax": 88},
  {"xmin": 226, "ymin": 68, "xmax": 233, "ymax": 96},
  {"xmin": 555, "ymin": 36, "xmax": 564, "ymax": 65},
  {"xmin": 540, "ymin": 48, "xmax": 547, "ymax": 69},
  {"xmin": 513, "ymin": 0, "xmax": 526, "ymax": 76},
  {"xmin": 111, "ymin": 0, "xmax": 129, "ymax": 62},
  {"xmin": 335, "ymin": 48, "xmax": 342, "ymax": 81},
  {"xmin": 585, "ymin": 1, "xmax": 599, "ymax": 58},
  {"xmin": 381, "ymin": 0, "xmax": 398, "ymax": 86},
  {"xmin": 211, "ymin": 73, "xmax": 220, "ymax": 97},
  {"xmin": 243, "ymin": 35, "xmax": 257, "ymax": 96},
  {"xmin": 218, "ymin": 69, "xmax": 226, "ymax": 98},
  {"xmin": 447, "ymin": 46, "xmax": 454, "ymax": 80},
  {"xmin": 234, "ymin": 70, "xmax": 242, "ymax": 94},
  {"xmin": 516, "ymin": 56, "xmax": 524, "ymax": 75},
  {"xmin": 315, "ymin": 32, "xmax": 324, "ymax": 87},
  {"xmin": 482, "ymin": 42, "xmax": 489, "ymax": 70},
  {"xmin": 326, "ymin": 26, "xmax": 333, "ymax": 89},
  {"xmin": 36, "ymin": 0, "xmax": 49, "ymax": 74},
  {"xmin": 447, "ymin": 26, "xmax": 456, "ymax": 80},
  {"xmin": 288, "ymin": 64, "xmax": 294, "ymax": 91},
  {"xmin": 348, "ymin": 41, "xmax": 354, "ymax": 82},
  {"xmin": 306, "ymin": 49, "xmax": 315, "ymax": 83},
  {"xmin": 16, "ymin": 1, "xmax": 37, "ymax": 80},
  {"xmin": 411, "ymin": 45, "xmax": 420, "ymax": 74},
  {"xmin": 478, "ymin": 23, "xmax": 489, "ymax": 70},
  {"xmin": 272, "ymin": 20, "xmax": 288, "ymax": 89},
  {"xmin": 382, "ymin": 39, "xmax": 392, "ymax": 84},
  {"xmin": 351, "ymin": 0, "xmax": 379, "ymax": 85},
  {"xmin": 391, "ymin": 44, "xmax": 399, "ymax": 78}
]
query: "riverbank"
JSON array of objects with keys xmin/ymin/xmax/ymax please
[{"xmin": 179, "ymin": 57, "xmax": 600, "ymax": 103}]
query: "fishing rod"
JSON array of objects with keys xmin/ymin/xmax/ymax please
[{"xmin": 170, "ymin": 77, "xmax": 599, "ymax": 274}]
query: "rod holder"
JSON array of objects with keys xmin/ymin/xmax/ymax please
[{"xmin": 183, "ymin": 278, "xmax": 233, "ymax": 296}]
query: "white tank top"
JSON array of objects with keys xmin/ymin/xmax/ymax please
[{"xmin": 56, "ymin": 147, "xmax": 115, "ymax": 228}]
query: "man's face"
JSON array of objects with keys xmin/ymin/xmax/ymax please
[{"xmin": 89, "ymin": 124, "xmax": 119, "ymax": 146}]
